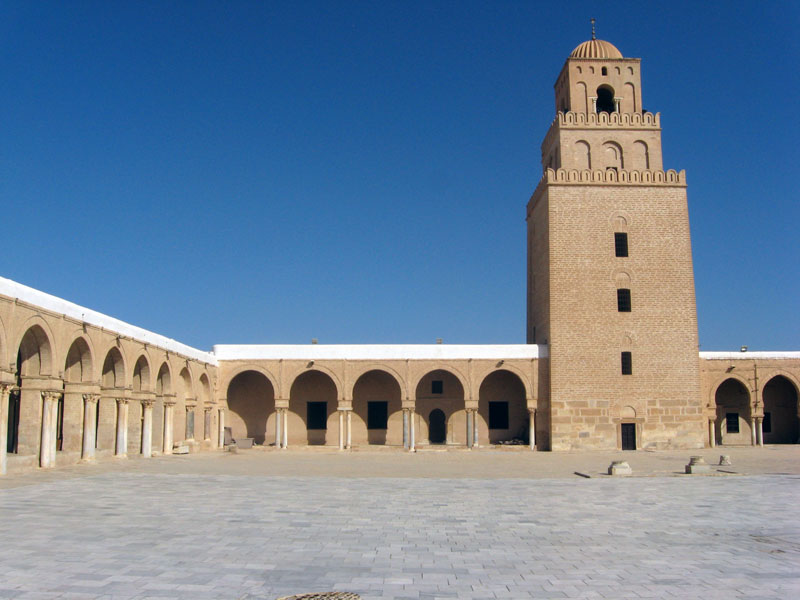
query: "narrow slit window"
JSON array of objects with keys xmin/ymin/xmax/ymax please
[
  {"xmin": 617, "ymin": 289, "xmax": 632, "ymax": 312},
  {"xmin": 615, "ymin": 232, "xmax": 628, "ymax": 257},
  {"xmin": 621, "ymin": 352, "xmax": 632, "ymax": 375}
]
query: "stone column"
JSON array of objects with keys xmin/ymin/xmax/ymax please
[
  {"xmin": 466, "ymin": 409, "xmax": 473, "ymax": 448},
  {"xmin": 0, "ymin": 384, "xmax": 11, "ymax": 475},
  {"xmin": 141, "ymin": 400, "xmax": 153, "ymax": 458},
  {"xmin": 473, "ymin": 409, "xmax": 479, "ymax": 449},
  {"xmin": 750, "ymin": 418, "xmax": 757, "ymax": 446},
  {"xmin": 402, "ymin": 409, "xmax": 409, "ymax": 449},
  {"xmin": 757, "ymin": 417, "xmax": 764, "ymax": 447},
  {"xmin": 338, "ymin": 410, "xmax": 344, "ymax": 450},
  {"xmin": 708, "ymin": 418, "xmax": 715, "ymax": 448},
  {"xmin": 409, "ymin": 409, "xmax": 415, "ymax": 451},
  {"xmin": 40, "ymin": 391, "xmax": 60, "ymax": 468},
  {"xmin": 346, "ymin": 409, "xmax": 352, "ymax": 450},
  {"xmin": 204, "ymin": 407, "xmax": 212, "ymax": 441},
  {"xmin": 115, "ymin": 399, "xmax": 129, "ymax": 458},
  {"xmin": 185, "ymin": 406, "xmax": 195, "ymax": 441},
  {"xmin": 274, "ymin": 409, "xmax": 282, "ymax": 448},
  {"xmin": 528, "ymin": 408, "xmax": 536, "ymax": 451},
  {"xmin": 81, "ymin": 394, "xmax": 99, "ymax": 461},
  {"xmin": 218, "ymin": 408, "xmax": 225, "ymax": 447},
  {"xmin": 281, "ymin": 408, "xmax": 288, "ymax": 449},
  {"xmin": 162, "ymin": 402, "xmax": 174, "ymax": 455},
  {"xmin": 50, "ymin": 392, "xmax": 60, "ymax": 463}
]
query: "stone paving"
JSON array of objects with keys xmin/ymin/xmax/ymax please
[{"xmin": 1, "ymin": 463, "xmax": 799, "ymax": 600}]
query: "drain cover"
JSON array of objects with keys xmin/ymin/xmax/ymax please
[{"xmin": 277, "ymin": 594, "xmax": 361, "ymax": 600}]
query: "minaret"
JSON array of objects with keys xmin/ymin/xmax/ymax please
[{"xmin": 527, "ymin": 31, "xmax": 705, "ymax": 450}]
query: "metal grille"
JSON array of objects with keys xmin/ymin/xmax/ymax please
[{"xmin": 277, "ymin": 594, "xmax": 362, "ymax": 600}]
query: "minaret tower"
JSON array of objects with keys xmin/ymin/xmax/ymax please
[{"xmin": 527, "ymin": 27, "xmax": 705, "ymax": 450}]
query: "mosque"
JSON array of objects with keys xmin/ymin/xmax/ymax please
[{"xmin": 1, "ymin": 35, "xmax": 798, "ymax": 475}]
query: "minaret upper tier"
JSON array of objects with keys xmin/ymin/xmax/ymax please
[
  {"xmin": 555, "ymin": 39, "xmax": 641, "ymax": 115},
  {"xmin": 540, "ymin": 38, "xmax": 664, "ymax": 173}
]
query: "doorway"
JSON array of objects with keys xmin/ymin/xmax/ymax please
[
  {"xmin": 7, "ymin": 389, "xmax": 20, "ymax": 453},
  {"xmin": 428, "ymin": 409, "xmax": 446, "ymax": 444},
  {"xmin": 621, "ymin": 423, "xmax": 636, "ymax": 450}
]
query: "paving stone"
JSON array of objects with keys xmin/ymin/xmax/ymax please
[{"xmin": 1, "ymin": 472, "xmax": 799, "ymax": 599}]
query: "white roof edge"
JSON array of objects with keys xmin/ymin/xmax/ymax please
[
  {"xmin": 212, "ymin": 344, "xmax": 547, "ymax": 361},
  {"xmin": 0, "ymin": 275, "xmax": 217, "ymax": 366},
  {"xmin": 700, "ymin": 351, "xmax": 800, "ymax": 360}
]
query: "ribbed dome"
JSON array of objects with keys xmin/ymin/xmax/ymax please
[{"xmin": 569, "ymin": 39, "xmax": 623, "ymax": 59}]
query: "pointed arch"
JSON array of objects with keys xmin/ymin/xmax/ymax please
[
  {"xmin": 0, "ymin": 315, "xmax": 7, "ymax": 371},
  {"xmin": 602, "ymin": 141, "xmax": 624, "ymax": 169},
  {"xmin": 414, "ymin": 368, "xmax": 467, "ymax": 446},
  {"xmin": 351, "ymin": 369, "xmax": 403, "ymax": 446},
  {"xmin": 478, "ymin": 369, "xmax": 528, "ymax": 444},
  {"xmin": 286, "ymin": 364, "xmax": 343, "ymax": 401},
  {"xmin": 220, "ymin": 364, "xmax": 279, "ymax": 400},
  {"xmin": 64, "ymin": 335, "xmax": 94, "ymax": 383},
  {"xmin": 101, "ymin": 346, "xmax": 126, "ymax": 389},
  {"xmin": 199, "ymin": 372, "xmax": 212, "ymax": 404},
  {"xmin": 632, "ymin": 140, "xmax": 650, "ymax": 170},
  {"xmin": 178, "ymin": 366, "xmax": 194, "ymax": 400},
  {"xmin": 226, "ymin": 370, "xmax": 275, "ymax": 445},
  {"xmin": 713, "ymin": 377, "xmax": 752, "ymax": 445},
  {"xmin": 156, "ymin": 361, "xmax": 172, "ymax": 395},
  {"xmin": 762, "ymin": 374, "xmax": 799, "ymax": 444},
  {"xmin": 289, "ymin": 369, "xmax": 338, "ymax": 445},
  {"xmin": 132, "ymin": 354, "xmax": 152, "ymax": 392},
  {"xmin": 574, "ymin": 140, "xmax": 591, "ymax": 170},
  {"xmin": 411, "ymin": 366, "xmax": 469, "ymax": 401},
  {"xmin": 16, "ymin": 322, "xmax": 55, "ymax": 377},
  {"xmin": 344, "ymin": 363, "xmax": 406, "ymax": 400}
]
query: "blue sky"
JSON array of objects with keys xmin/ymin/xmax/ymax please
[{"xmin": 1, "ymin": 1, "xmax": 798, "ymax": 350}]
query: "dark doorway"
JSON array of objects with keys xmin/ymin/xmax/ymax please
[
  {"xmin": 7, "ymin": 389, "xmax": 20, "ymax": 453},
  {"xmin": 621, "ymin": 423, "xmax": 636, "ymax": 450},
  {"xmin": 428, "ymin": 409, "xmax": 446, "ymax": 444}
]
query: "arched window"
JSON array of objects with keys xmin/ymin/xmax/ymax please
[
  {"xmin": 601, "ymin": 66, "xmax": 608, "ymax": 76},
  {"xmin": 596, "ymin": 85, "xmax": 616, "ymax": 114}
]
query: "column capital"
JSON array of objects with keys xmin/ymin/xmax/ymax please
[
  {"xmin": 527, "ymin": 407, "xmax": 537, "ymax": 414},
  {"xmin": 83, "ymin": 393, "xmax": 100, "ymax": 403},
  {"xmin": 116, "ymin": 398, "xmax": 129, "ymax": 405},
  {"xmin": 41, "ymin": 390, "xmax": 62, "ymax": 401},
  {"xmin": 163, "ymin": 400, "xmax": 176, "ymax": 407},
  {"xmin": 0, "ymin": 382, "xmax": 13, "ymax": 395},
  {"xmin": 203, "ymin": 406, "xmax": 213, "ymax": 413},
  {"xmin": 141, "ymin": 399, "xmax": 154, "ymax": 408}
]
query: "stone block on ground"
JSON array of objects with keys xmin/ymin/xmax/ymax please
[
  {"xmin": 685, "ymin": 456, "xmax": 710, "ymax": 474},
  {"xmin": 608, "ymin": 460, "xmax": 632, "ymax": 476}
]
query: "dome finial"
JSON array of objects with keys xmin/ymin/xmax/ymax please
[{"xmin": 591, "ymin": 17, "xmax": 596, "ymax": 41}]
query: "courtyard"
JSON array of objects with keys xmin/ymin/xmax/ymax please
[{"xmin": 1, "ymin": 447, "xmax": 799, "ymax": 600}]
